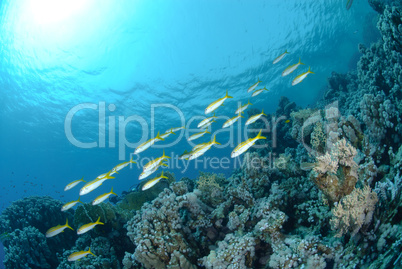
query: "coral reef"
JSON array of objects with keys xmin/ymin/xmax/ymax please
[
  {"xmin": 0, "ymin": 196, "xmax": 76, "ymax": 268},
  {"xmin": 309, "ymin": 138, "xmax": 359, "ymax": 204},
  {"xmin": 330, "ymin": 185, "xmax": 378, "ymax": 237}
]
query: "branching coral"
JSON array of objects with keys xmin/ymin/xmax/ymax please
[
  {"xmin": 330, "ymin": 185, "xmax": 378, "ymax": 237},
  {"xmin": 309, "ymin": 138, "xmax": 358, "ymax": 203}
]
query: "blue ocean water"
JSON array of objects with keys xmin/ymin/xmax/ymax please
[{"xmin": 0, "ymin": 0, "xmax": 382, "ymax": 267}]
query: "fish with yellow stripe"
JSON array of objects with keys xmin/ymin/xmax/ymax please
[
  {"xmin": 142, "ymin": 171, "xmax": 169, "ymax": 191},
  {"xmin": 231, "ymin": 129, "xmax": 266, "ymax": 158},
  {"xmin": 251, "ymin": 87, "xmax": 269, "ymax": 97},
  {"xmin": 198, "ymin": 113, "xmax": 217, "ymax": 128},
  {"xmin": 160, "ymin": 129, "xmax": 176, "ymax": 139},
  {"xmin": 64, "ymin": 177, "xmax": 85, "ymax": 191},
  {"xmin": 139, "ymin": 161, "xmax": 167, "ymax": 180},
  {"xmin": 92, "ymin": 187, "xmax": 117, "ymax": 205},
  {"xmin": 282, "ymin": 58, "xmax": 304, "ymax": 77},
  {"xmin": 134, "ymin": 131, "xmax": 165, "ymax": 154},
  {"xmin": 247, "ymin": 79, "xmax": 262, "ymax": 93},
  {"xmin": 79, "ymin": 172, "xmax": 115, "ymax": 196},
  {"xmin": 245, "ymin": 110, "xmax": 267, "ymax": 125},
  {"xmin": 179, "ymin": 150, "xmax": 192, "ymax": 160},
  {"xmin": 61, "ymin": 197, "xmax": 83, "ymax": 211},
  {"xmin": 273, "ymin": 50, "xmax": 289, "ymax": 64},
  {"xmin": 188, "ymin": 128, "xmax": 210, "ymax": 141},
  {"xmin": 205, "ymin": 90, "xmax": 233, "ymax": 114},
  {"xmin": 188, "ymin": 135, "xmax": 220, "ymax": 160},
  {"xmin": 142, "ymin": 150, "xmax": 170, "ymax": 173},
  {"xmin": 292, "ymin": 66, "xmax": 314, "ymax": 86},
  {"xmin": 67, "ymin": 248, "xmax": 96, "ymax": 262},
  {"xmin": 222, "ymin": 114, "xmax": 243, "ymax": 128},
  {"xmin": 46, "ymin": 219, "xmax": 74, "ymax": 238},
  {"xmin": 77, "ymin": 217, "xmax": 104, "ymax": 235},
  {"xmin": 110, "ymin": 158, "xmax": 136, "ymax": 176},
  {"xmin": 235, "ymin": 100, "xmax": 252, "ymax": 114}
]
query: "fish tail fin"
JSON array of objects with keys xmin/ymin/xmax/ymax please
[
  {"xmin": 161, "ymin": 171, "xmax": 169, "ymax": 179},
  {"xmin": 205, "ymin": 128, "xmax": 211, "ymax": 134},
  {"xmin": 110, "ymin": 187, "xmax": 117, "ymax": 196},
  {"xmin": 81, "ymin": 177, "xmax": 86, "ymax": 182},
  {"xmin": 88, "ymin": 247, "xmax": 96, "ymax": 257},
  {"xmin": 77, "ymin": 197, "xmax": 84, "ymax": 204},
  {"xmin": 212, "ymin": 135, "xmax": 221, "ymax": 145},
  {"xmin": 308, "ymin": 66, "xmax": 315, "ymax": 74},
  {"xmin": 256, "ymin": 129, "xmax": 267, "ymax": 140},
  {"xmin": 261, "ymin": 109, "xmax": 267, "ymax": 116},
  {"xmin": 299, "ymin": 58, "xmax": 305, "ymax": 65},
  {"xmin": 285, "ymin": 50, "xmax": 289, "ymax": 54},
  {"xmin": 264, "ymin": 87, "xmax": 269, "ymax": 91},
  {"xmin": 156, "ymin": 131, "xmax": 165, "ymax": 141},
  {"xmin": 225, "ymin": 90, "xmax": 233, "ymax": 99},
  {"xmin": 248, "ymin": 100, "xmax": 253, "ymax": 105},
  {"xmin": 96, "ymin": 217, "xmax": 104, "ymax": 225},
  {"xmin": 66, "ymin": 219, "xmax": 74, "ymax": 231},
  {"xmin": 129, "ymin": 156, "xmax": 136, "ymax": 164},
  {"xmin": 163, "ymin": 149, "xmax": 171, "ymax": 159}
]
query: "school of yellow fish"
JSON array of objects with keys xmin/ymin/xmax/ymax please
[{"xmin": 46, "ymin": 50, "xmax": 314, "ymax": 262}]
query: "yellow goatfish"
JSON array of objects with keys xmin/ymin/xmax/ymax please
[
  {"xmin": 142, "ymin": 150, "xmax": 170, "ymax": 173},
  {"xmin": 251, "ymin": 87, "xmax": 269, "ymax": 97},
  {"xmin": 273, "ymin": 50, "xmax": 289, "ymax": 64},
  {"xmin": 198, "ymin": 113, "xmax": 217, "ymax": 128},
  {"xmin": 134, "ymin": 131, "xmax": 165, "ymax": 154},
  {"xmin": 245, "ymin": 110, "xmax": 267, "ymax": 125},
  {"xmin": 160, "ymin": 129, "xmax": 176, "ymax": 139},
  {"xmin": 139, "ymin": 162, "xmax": 167, "ymax": 180},
  {"xmin": 247, "ymin": 79, "xmax": 262, "ymax": 93},
  {"xmin": 231, "ymin": 129, "xmax": 266, "ymax": 158},
  {"xmin": 188, "ymin": 128, "xmax": 210, "ymax": 141},
  {"xmin": 235, "ymin": 100, "xmax": 253, "ymax": 114},
  {"xmin": 205, "ymin": 90, "xmax": 233, "ymax": 114},
  {"xmin": 61, "ymin": 197, "xmax": 83, "ymax": 211},
  {"xmin": 192, "ymin": 142, "xmax": 208, "ymax": 151},
  {"xmin": 67, "ymin": 248, "xmax": 96, "ymax": 262},
  {"xmin": 222, "ymin": 114, "xmax": 243, "ymax": 128},
  {"xmin": 171, "ymin": 126, "xmax": 185, "ymax": 132},
  {"xmin": 64, "ymin": 177, "xmax": 85, "ymax": 191},
  {"xmin": 142, "ymin": 171, "xmax": 168, "ymax": 191},
  {"xmin": 292, "ymin": 66, "xmax": 314, "ymax": 86},
  {"xmin": 201, "ymin": 119, "xmax": 215, "ymax": 129},
  {"xmin": 77, "ymin": 217, "xmax": 104, "ymax": 235},
  {"xmin": 282, "ymin": 58, "xmax": 304, "ymax": 77},
  {"xmin": 46, "ymin": 219, "xmax": 73, "ymax": 238},
  {"xmin": 110, "ymin": 158, "xmax": 136, "ymax": 176},
  {"xmin": 92, "ymin": 187, "xmax": 117, "ymax": 205},
  {"xmin": 179, "ymin": 150, "xmax": 192, "ymax": 160},
  {"xmin": 346, "ymin": 0, "xmax": 353, "ymax": 10},
  {"xmin": 188, "ymin": 135, "xmax": 220, "ymax": 160},
  {"xmin": 79, "ymin": 173, "xmax": 115, "ymax": 196}
]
